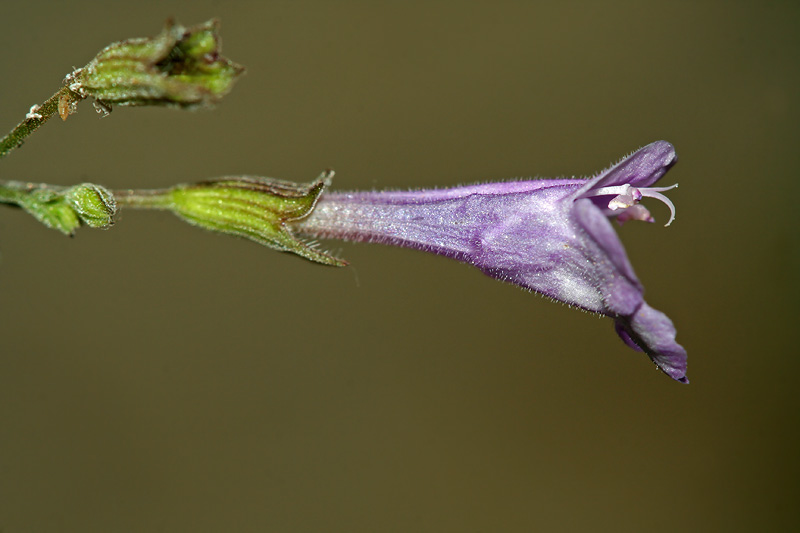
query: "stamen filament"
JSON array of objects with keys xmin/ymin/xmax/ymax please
[
  {"xmin": 640, "ymin": 186, "xmax": 677, "ymax": 226},
  {"xmin": 583, "ymin": 183, "xmax": 678, "ymax": 227}
]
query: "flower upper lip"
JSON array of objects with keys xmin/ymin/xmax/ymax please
[
  {"xmin": 575, "ymin": 140, "xmax": 677, "ymax": 193},
  {"xmin": 573, "ymin": 140, "xmax": 680, "ymax": 226}
]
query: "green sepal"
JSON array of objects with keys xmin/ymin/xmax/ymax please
[
  {"xmin": 167, "ymin": 172, "xmax": 346, "ymax": 266},
  {"xmin": 72, "ymin": 19, "xmax": 244, "ymax": 109}
]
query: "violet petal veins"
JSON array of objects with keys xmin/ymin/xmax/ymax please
[{"xmin": 292, "ymin": 141, "xmax": 688, "ymax": 382}]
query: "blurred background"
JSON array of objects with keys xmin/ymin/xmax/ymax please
[{"xmin": 0, "ymin": 1, "xmax": 797, "ymax": 531}]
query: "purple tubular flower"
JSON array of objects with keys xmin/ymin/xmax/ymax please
[{"xmin": 293, "ymin": 141, "xmax": 688, "ymax": 382}]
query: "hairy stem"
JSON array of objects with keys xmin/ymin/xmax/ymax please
[
  {"xmin": 0, "ymin": 87, "xmax": 83, "ymax": 159},
  {"xmin": 113, "ymin": 188, "xmax": 173, "ymax": 209},
  {"xmin": 0, "ymin": 180, "xmax": 30, "ymax": 204}
]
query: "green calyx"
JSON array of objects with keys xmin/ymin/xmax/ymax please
[
  {"xmin": 72, "ymin": 19, "xmax": 244, "ymax": 110},
  {"xmin": 0, "ymin": 20, "xmax": 244, "ymax": 160}
]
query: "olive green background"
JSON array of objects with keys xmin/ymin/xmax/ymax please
[{"xmin": 1, "ymin": 1, "xmax": 797, "ymax": 531}]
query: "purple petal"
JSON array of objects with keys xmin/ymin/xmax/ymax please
[
  {"xmin": 614, "ymin": 303, "xmax": 689, "ymax": 383},
  {"xmin": 575, "ymin": 141, "xmax": 678, "ymax": 200},
  {"xmin": 571, "ymin": 198, "xmax": 642, "ymax": 316}
]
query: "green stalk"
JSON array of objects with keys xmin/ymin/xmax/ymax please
[
  {"xmin": 113, "ymin": 188, "xmax": 173, "ymax": 209},
  {"xmin": 0, "ymin": 87, "xmax": 82, "ymax": 159}
]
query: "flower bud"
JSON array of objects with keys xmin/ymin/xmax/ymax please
[
  {"xmin": 64, "ymin": 183, "xmax": 117, "ymax": 229},
  {"xmin": 3, "ymin": 181, "xmax": 116, "ymax": 235}
]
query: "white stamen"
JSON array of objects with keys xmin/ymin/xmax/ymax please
[
  {"xmin": 639, "ymin": 184, "xmax": 678, "ymax": 226},
  {"xmin": 608, "ymin": 195, "xmax": 635, "ymax": 210},
  {"xmin": 592, "ymin": 184, "xmax": 635, "ymax": 197},
  {"xmin": 584, "ymin": 183, "xmax": 678, "ymax": 226}
]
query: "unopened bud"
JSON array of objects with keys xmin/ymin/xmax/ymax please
[
  {"xmin": 3, "ymin": 181, "xmax": 116, "ymax": 235},
  {"xmin": 64, "ymin": 183, "xmax": 117, "ymax": 228}
]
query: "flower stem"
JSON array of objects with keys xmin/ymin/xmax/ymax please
[
  {"xmin": 0, "ymin": 181, "xmax": 27, "ymax": 204},
  {"xmin": 0, "ymin": 87, "xmax": 83, "ymax": 159},
  {"xmin": 113, "ymin": 188, "xmax": 174, "ymax": 209}
]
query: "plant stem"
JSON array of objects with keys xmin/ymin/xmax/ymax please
[
  {"xmin": 0, "ymin": 87, "xmax": 83, "ymax": 160},
  {"xmin": 113, "ymin": 188, "xmax": 173, "ymax": 209},
  {"xmin": 0, "ymin": 180, "xmax": 68, "ymax": 206},
  {"xmin": 0, "ymin": 181, "xmax": 28, "ymax": 204}
]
